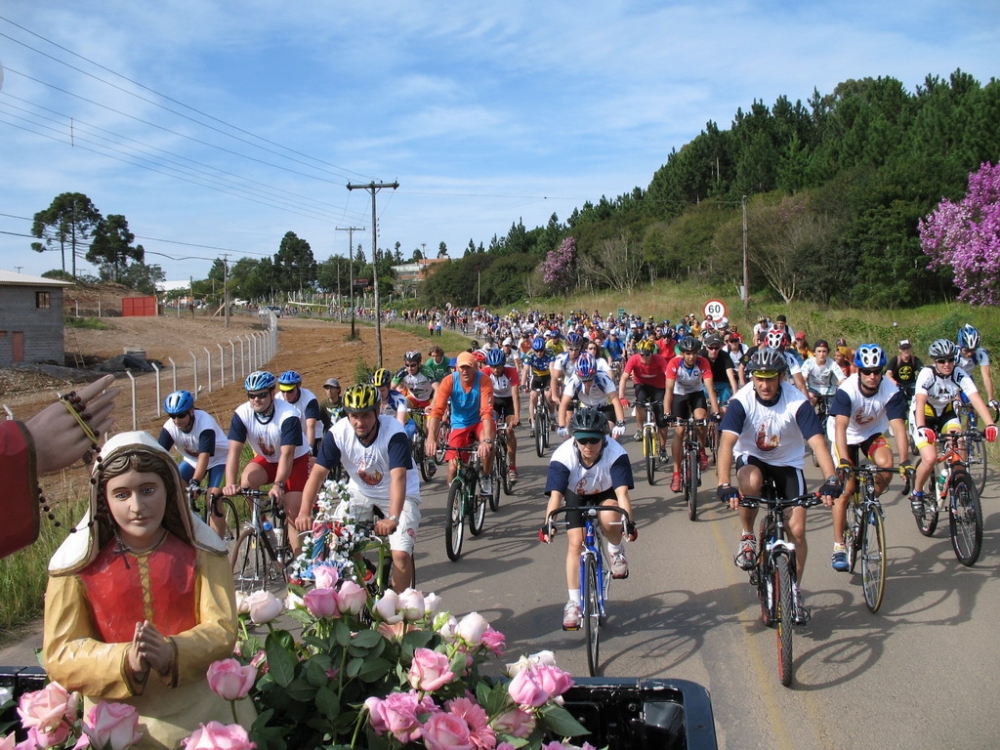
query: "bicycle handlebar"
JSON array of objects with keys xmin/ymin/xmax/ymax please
[
  {"xmin": 737, "ymin": 493, "xmax": 826, "ymax": 510},
  {"xmin": 545, "ymin": 505, "xmax": 632, "ymax": 535}
]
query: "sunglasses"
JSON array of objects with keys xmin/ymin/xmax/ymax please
[
  {"xmin": 576, "ymin": 437, "xmax": 602, "ymax": 446},
  {"xmin": 859, "ymin": 368, "xmax": 883, "ymax": 376},
  {"xmin": 707, "ymin": 345, "xmax": 721, "ymax": 350},
  {"xmin": 247, "ymin": 391, "xmax": 270, "ymax": 400},
  {"xmin": 753, "ymin": 371, "xmax": 780, "ymax": 380},
  {"xmin": 935, "ymin": 358, "xmax": 954, "ymax": 365},
  {"xmin": 171, "ymin": 411, "xmax": 192, "ymax": 420}
]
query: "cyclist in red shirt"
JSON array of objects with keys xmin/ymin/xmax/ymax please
[{"xmin": 618, "ymin": 339, "xmax": 672, "ymax": 446}]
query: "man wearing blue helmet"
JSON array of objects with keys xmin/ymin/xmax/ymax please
[
  {"xmin": 956, "ymin": 324, "xmax": 998, "ymax": 415},
  {"xmin": 158, "ymin": 390, "xmax": 230, "ymax": 537},
  {"xmin": 275, "ymin": 370, "xmax": 323, "ymax": 454},
  {"xmin": 223, "ymin": 371, "xmax": 312, "ymax": 557}
]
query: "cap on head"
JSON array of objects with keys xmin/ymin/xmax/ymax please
[
  {"xmin": 898, "ymin": 339, "xmax": 911, "ymax": 350},
  {"xmin": 324, "ymin": 378, "xmax": 341, "ymax": 388},
  {"xmin": 456, "ymin": 352, "xmax": 477, "ymax": 369}
]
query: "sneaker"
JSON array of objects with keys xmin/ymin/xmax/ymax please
[
  {"xmin": 735, "ymin": 533, "xmax": 757, "ymax": 570},
  {"xmin": 658, "ymin": 447, "xmax": 669, "ymax": 462},
  {"xmin": 425, "ymin": 459, "xmax": 437, "ymax": 479},
  {"xmin": 633, "ymin": 431, "xmax": 643, "ymax": 442},
  {"xmin": 529, "ymin": 427, "xmax": 535, "ymax": 438},
  {"xmin": 480, "ymin": 475, "xmax": 493, "ymax": 496},
  {"xmin": 698, "ymin": 449, "xmax": 709, "ymax": 471},
  {"xmin": 670, "ymin": 472, "xmax": 682, "ymax": 493},
  {"xmin": 831, "ymin": 548, "xmax": 849, "ymax": 572},
  {"xmin": 550, "ymin": 420, "xmax": 556, "ymax": 432},
  {"xmin": 562, "ymin": 600, "xmax": 582, "ymax": 631},
  {"xmin": 910, "ymin": 491, "xmax": 925, "ymax": 517},
  {"xmin": 609, "ymin": 550, "xmax": 629, "ymax": 579},
  {"xmin": 507, "ymin": 467, "xmax": 518, "ymax": 484},
  {"xmin": 792, "ymin": 587, "xmax": 810, "ymax": 625}
]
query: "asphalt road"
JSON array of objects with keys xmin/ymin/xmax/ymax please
[{"xmin": 411, "ymin": 426, "xmax": 1000, "ymax": 750}]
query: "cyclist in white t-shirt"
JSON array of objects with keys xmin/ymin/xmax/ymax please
[{"xmin": 296, "ymin": 384, "xmax": 420, "ymax": 592}]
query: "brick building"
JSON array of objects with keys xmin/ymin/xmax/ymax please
[{"xmin": 0, "ymin": 270, "xmax": 72, "ymax": 365}]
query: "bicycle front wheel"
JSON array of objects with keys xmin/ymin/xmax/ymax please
[
  {"xmin": 644, "ymin": 430, "xmax": 656, "ymax": 485},
  {"xmin": 445, "ymin": 480, "xmax": 465, "ymax": 561},
  {"xmin": 949, "ymin": 471, "xmax": 983, "ymax": 566},
  {"xmin": 231, "ymin": 528, "xmax": 265, "ymax": 592},
  {"xmin": 967, "ymin": 434, "xmax": 988, "ymax": 495},
  {"xmin": 584, "ymin": 554, "xmax": 601, "ymax": 677},
  {"xmin": 686, "ymin": 450, "xmax": 699, "ymax": 521},
  {"xmin": 470, "ymin": 485, "xmax": 487, "ymax": 537},
  {"xmin": 916, "ymin": 489, "xmax": 939, "ymax": 537},
  {"xmin": 490, "ymin": 454, "xmax": 503, "ymax": 512},
  {"xmin": 534, "ymin": 413, "xmax": 545, "ymax": 458},
  {"xmin": 774, "ymin": 555, "xmax": 794, "ymax": 687},
  {"xmin": 861, "ymin": 507, "xmax": 887, "ymax": 612}
]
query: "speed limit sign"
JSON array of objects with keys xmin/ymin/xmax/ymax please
[{"xmin": 703, "ymin": 299, "xmax": 727, "ymax": 322}]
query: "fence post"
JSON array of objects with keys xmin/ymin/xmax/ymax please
[
  {"xmin": 239, "ymin": 338, "xmax": 246, "ymax": 379},
  {"xmin": 229, "ymin": 340, "xmax": 236, "ymax": 383},
  {"xmin": 218, "ymin": 343, "xmax": 225, "ymax": 387},
  {"xmin": 152, "ymin": 362, "xmax": 162, "ymax": 417},
  {"xmin": 190, "ymin": 352, "xmax": 199, "ymax": 398},
  {"xmin": 2, "ymin": 405, "xmax": 14, "ymax": 419},
  {"xmin": 126, "ymin": 371, "xmax": 137, "ymax": 430},
  {"xmin": 168, "ymin": 357, "xmax": 177, "ymax": 392},
  {"xmin": 204, "ymin": 347, "xmax": 213, "ymax": 393}
]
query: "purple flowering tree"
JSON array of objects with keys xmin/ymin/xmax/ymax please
[
  {"xmin": 920, "ymin": 162, "xmax": 1000, "ymax": 305},
  {"xmin": 540, "ymin": 237, "xmax": 577, "ymax": 294}
]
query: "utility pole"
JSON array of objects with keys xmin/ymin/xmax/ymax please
[
  {"xmin": 741, "ymin": 195, "xmax": 749, "ymax": 311},
  {"xmin": 336, "ymin": 226, "xmax": 365, "ymax": 340},
  {"xmin": 346, "ymin": 181, "xmax": 398, "ymax": 367}
]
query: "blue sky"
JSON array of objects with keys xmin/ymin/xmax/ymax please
[{"xmin": 1, "ymin": 1, "xmax": 997, "ymax": 284}]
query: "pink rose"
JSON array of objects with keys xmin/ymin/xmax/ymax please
[
  {"xmin": 313, "ymin": 565, "xmax": 339, "ymax": 590},
  {"xmin": 445, "ymin": 697, "xmax": 494, "ymax": 750},
  {"xmin": 0, "ymin": 735, "xmax": 14, "ymax": 750},
  {"xmin": 398, "ymin": 588, "xmax": 425, "ymax": 621},
  {"xmin": 423, "ymin": 592, "xmax": 444, "ymax": 619},
  {"xmin": 337, "ymin": 580, "xmax": 368, "ymax": 615},
  {"xmin": 82, "ymin": 702, "xmax": 142, "ymax": 750},
  {"xmin": 18, "ymin": 682, "xmax": 79, "ymax": 733},
  {"xmin": 497, "ymin": 744, "xmax": 516, "ymax": 750},
  {"xmin": 234, "ymin": 591, "xmax": 251, "ymax": 615},
  {"xmin": 182, "ymin": 721, "xmax": 256, "ymax": 750},
  {"xmin": 245, "ymin": 590, "xmax": 283, "ymax": 624},
  {"xmin": 207, "ymin": 659, "xmax": 257, "ymax": 701},
  {"xmin": 456, "ymin": 612, "xmax": 489, "ymax": 646},
  {"xmin": 24, "ymin": 724, "xmax": 72, "ymax": 749},
  {"xmin": 422, "ymin": 711, "xmax": 474, "ymax": 750},
  {"xmin": 533, "ymin": 664, "xmax": 573, "ymax": 699},
  {"xmin": 373, "ymin": 590, "xmax": 403, "ymax": 623},
  {"xmin": 304, "ymin": 587, "xmax": 340, "ymax": 619},
  {"xmin": 492, "ymin": 707, "xmax": 536, "ymax": 738},
  {"xmin": 366, "ymin": 691, "xmax": 437, "ymax": 744},
  {"xmin": 408, "ymin": 648, "xmax": 455, "ymax": 692},
  {"xmin": 480, "ymin": 627, "xmax": 506, "ymax": 656},
  {"xmin": 507, "ymin": 667, "xmax": 549, "ymax": 708}
]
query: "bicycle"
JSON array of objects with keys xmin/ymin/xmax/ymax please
[
  {"xmin": 738, "ymin": 487, "xmax": 824, "ymax": 687},
  {"xmin": 953, "ymin": 400, "xmax": 994, "ymax": 494},
  {"xmin": 638, "ymin": 399, "xmax": 663, "ymax": 486},
  {"xmin": 913, "ymin": 430, "xmax": 983, "ymax": 566},
  {"xmin": 489, "ymin": 421, "xmax": 515, "ymax": 512},
  {"xmin": 671, "ymin": 416, "xmax": 713, "ymax": 521},
  {"xmin": 545, "ymin": 504, "xmax": 632, "ymax": 677},
  {"xmin": 433, "ymin": 419, "xmax": 450, "ymax": 465},
  {"xmin": 408, "ymin": 407, "xmax": 436, "ymax": 482},
  {"xmin": 444, "ymin": 445, "xmax": 488, "ymax": 561},
  {"xmin": 810, "ymin": 393, "xmax": 834, "ymax": 468},
  {"xmin": 229, "ymin": 488, "xmax": 293, "ymax": 592},
  {"xmin": 839, "ymin": 465, "xmax": 907, "ymax": 612},
  {"xmin": 531, "ymin": 384, "xmax": 553, "ymax": 458},
  {"xmin": 186, "ymin": 484, "xmax": 240, "ymax": 545}
]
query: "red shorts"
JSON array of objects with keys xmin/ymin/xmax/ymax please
[
  {"xmin": 445, "ymin": 422, "xmax": 490, "ymax": 462},
  {"xmin": 250, "ymin": 453, "xmax": 311, "ymax": 492}
]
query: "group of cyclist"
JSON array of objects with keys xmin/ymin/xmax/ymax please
[{"xmin": 153, "ymin": 309, "xmax": 998, "ymax": 630}]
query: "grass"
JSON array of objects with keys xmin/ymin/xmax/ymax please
[{"xmin": 64, "ymin": 316, "xmax": 111, "ymax": 330}]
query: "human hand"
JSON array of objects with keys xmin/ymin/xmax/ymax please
[
  {"xmin": 557, "ymin": 426, "xmax": 569, "ymax": 438},
  {"xmin": 538, "ymin": 523, "xmax": 554, "ymax": 543},
  {"xmin": 899, "ymin": 461, "xmax": 915, "ymax": 478},
  {"xmin": 985, "ymin": 424, "xmax": 998, "ymax": 443},
  {"xmin": 133, "ymin": 621, "xmax": 173, "ymax": 676},
  {"xmin": 916, "ymin": 426, "xmax": 936, "ymax": 445},
  {"xmin": 624, "ymin": 519, "xmax": 638, "ymax": 542},
  {"xmin": 27, "ymin": 374, "xmax": 119, "ymax": 474},
  {"xmin": 717, "ymin": 485, "xmax": 739, "ymax": 505},
  {"xmin": 612, "ymin": 421, "xmax": 626, "ymax": 438}
]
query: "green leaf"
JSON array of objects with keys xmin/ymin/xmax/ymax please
[
  {"xmin": 356, "ymin": 656, "xmax": 394, "ymax": 682},
  {"xmin": 265, "ymin": 633, "xmax": 298, "ymax": 688},
  {"xmin": 334, "ymin": 619, "xmax": 352, "ymax": 647},
  {"xmin": 351, "ymin": 629, "xmax": 383, "ymax": 649},
  {"xmin": 304, "ymin": 655, "xmax": 333, "ymax": 687},
  {"xmin": 283, "ymin": 677, "xmax": 319, "ymax": 703},
  {"xmin": 315, "ymin": 685, "xmax": 341, "ymax": 720},
  {"xmin": 346, "ymin": 656, "xmax": 365, "ymax": 678},
  {"xmin": 539, "ymin": 703, "xmax": 590, "ymax": 737}
]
